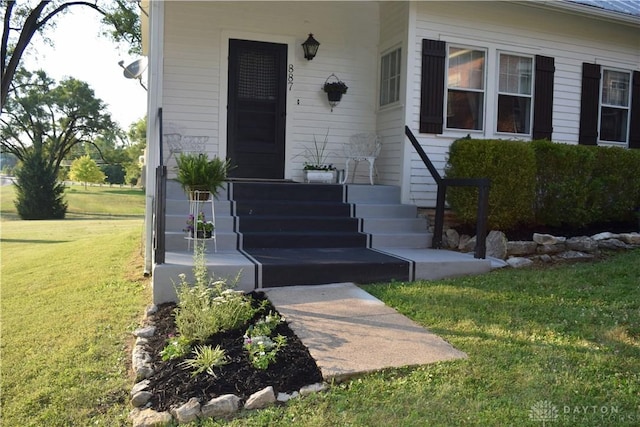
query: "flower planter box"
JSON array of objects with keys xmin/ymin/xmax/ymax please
[{"xmin": 304, "ymin": 170, "xmax": 336, "ymax": 184}]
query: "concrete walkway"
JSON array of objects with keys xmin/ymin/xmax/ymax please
[{"xmin": 264, "ymin": 283, "xmax": 467, "ymax": 381}]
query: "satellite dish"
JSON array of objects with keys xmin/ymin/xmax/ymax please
[{"xmin": 118, "ymin": 58, "xmax": 148, "ymax": 90}]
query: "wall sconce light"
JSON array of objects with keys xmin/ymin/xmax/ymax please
[{"xmin": 301, "ymin": 34, "xmax": 320, "ymax": 60}]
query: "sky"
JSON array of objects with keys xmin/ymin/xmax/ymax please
[{"xmin": 21, "ymin": 6, "xmax": 147, "ymax": 130}]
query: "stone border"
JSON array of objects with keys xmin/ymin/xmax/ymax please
[
  {"xmin": 128, "ymin": 305, "xmax": 328, "ymax": 427},
  {"xmin": 442, "ymin": 229, "xmax": 640, "ymax": 267}
]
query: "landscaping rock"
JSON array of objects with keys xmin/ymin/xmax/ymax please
[
  {"xmin": 619, "ymin": 232, "xmax": 640, "ymax": 245},
  {"xmin": 201, "ymin": 394, "xmax": 241, "ymax": 419},
  {"xmin": 131, "ymin": 379, "xmax": 151, "ymax": 396},
  {"xmin": 244, "ymin": 386, "xmax": 276, "ymax": 410},
  {"xmin": 133, "ymin": 326, "xmax": 156, "ymax": 338},
  {"xmin": 506, "ymin": 257, "xmax": 534, "ymax": 268},
  {"xmin": 132, "ymin": 346, "xmax": 154, "ymax": 380},
  {"xmin": 171, "ymin": 397, "xmax": 201, "ymax": 424},
  {"xmin": 130, "ymin": 408, "xmax": 172, "ymax": 427},
  {"xmin": 592, "ymin": 232, "xmax": 619, "ymax": 241},
  {"xmin": 443, "ymin": 228, "xmax": 460, "ymax": 249},
  {"xmin": 566, "ymin": 236, "xmax": 599, "ymax": 253},
  {"xmin": 537, "ymin": 254, "xmax": 553, "ymax": 263},
  {"xmin": 486, "ymin": 230, "xmax": 508, "ymax": 259},
  {"xmin": 598, "ymin": 238, "xmax": 630, "ymax": 250},
  {"xmin": 146, "ymin": 304, "xmax": 158, "ymax": 317},
  {"xmin": 299, "ymin": 382, "xmax": 328, "ymax": 396},
  {"xmin": 507, "ymin": 241, "xmax": 538, "ymax": 256},
  {"xmin": 131, "ymin": 391, "xmax": 153, "ymax": 408},
  {"xmin": 554, "ymin": 251, "xmax": 594, "ymax": 262},
  {"xmin": 536, "ymin": 243, "xmax": 566, "ymax": 254},
  {"xmin": 533, "ymin": 233, "xmax": 566, "ymax": 245},
  {"xmin": 459, "ymin": 235, "xmax": 475, "ymax": 252},
  {"xmin": 277, "ymin": 391, "xmax": 299, "ymax": 402}
]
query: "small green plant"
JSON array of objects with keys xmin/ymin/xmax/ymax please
[
  {"xmin": 243, "ymin": 334, "xmax": 287, "ymax": 370},
  {"xmin": 173, "ymin": 244, "xmax": 257, "ymax": 343},
  {"xmin": 160, "ymin": 335, "xmax": 191, "ymax": 361},
  {"xmin": 301, "ymin": 129, "xmax": 336, "ymax": 171},
  {"xmin": 180, "ymin": 345, "xmax": 228, "ymax": 377},
  {"xmin": 243, "ymin": 312, "xmax": 287, "ymax": 370}
]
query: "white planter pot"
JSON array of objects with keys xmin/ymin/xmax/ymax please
[{"xmin": 304, "ymin": 170, "xmax": 336, "ymax": 183}]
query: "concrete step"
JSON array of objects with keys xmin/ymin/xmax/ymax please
[
  {"xmin": 354, "ymin": 203, "xmax": 418, "ymax": 218},
  {"xmin": 362, "ymin": 217, "xmax": 427, "ymax": 233},
  {"xmin": 165, "ymin": 214, "xmax": 235, "ymax": 233},
  {"xmin": 164, "ymin": 231, "xmax": 239, "ymax": 252},
  {"xmin": 370, "ymin": 233, "xmax": 431, "ymax": 249}
]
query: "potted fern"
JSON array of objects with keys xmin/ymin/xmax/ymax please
[{"xmin": 175, "ymin": 153, "xmax": 231, "ymax": 200}]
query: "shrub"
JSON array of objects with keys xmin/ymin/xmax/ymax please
[
  {"xmin": 531, "ymin": 140, "xmax": 597, "ymax": 227},
  {"xmin": 589, "ymin": 146, "xmax": 640, "ymax": 224},
  {"xmin": 14, "ymin": 149, "xmax": 67, "ymax": 220},
  {"xmin": 444, "ymin": 138, "xmax": 536, "ymax": 230},
  {"xmin": 173, "ymin": 244, "xmax": 257, "ymax": 343}
]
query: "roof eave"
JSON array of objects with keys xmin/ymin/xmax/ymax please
[{"xmin": 515, "ymin": 0, "xmax": 640, "ymax": 28}]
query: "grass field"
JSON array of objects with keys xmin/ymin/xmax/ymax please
[
  {"xmin": 1, "ymin": 183, "xmax": 639, "ymax": 426},
  {"xmin": 1, "ymin": 184, "xmax": 148, "ymax": 426}
]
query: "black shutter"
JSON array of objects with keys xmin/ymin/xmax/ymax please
[
  {"xmin": 629, "ymin": 71, "xmax": 640, "ymax": 149},
  {"xmin": 578, "ymin": 63, "xmax": 601, "ymax": 145},
  {"xmin": 419, "ymin": 39, "xmax": 446, "ymax": 134},
  {"xmin": 532, "ymin": 55, "xmax": 555, "ymax": 140}
]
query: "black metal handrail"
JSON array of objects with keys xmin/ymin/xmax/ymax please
[
  {"xmin": 405, "ymin": 126, "xmax": 490, "ymax": 259},
  {"xmin": 154, "ymin": 108, "xmax": 166, "ymax": 264}
]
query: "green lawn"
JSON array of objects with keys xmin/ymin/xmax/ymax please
[
  {"xmin": 1, "ymin": 184, "xmax": 148, "ymax": 426},
  {"xmin": 1, "ymin": 183, "xmax": 639, "ymax": 426}
]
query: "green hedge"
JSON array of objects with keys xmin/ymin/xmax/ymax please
[
  {"xmin": 444, "ymin": 139, "xmax": 536, "ymax": 230},
  {"xmin": 444, "ymin": 138, "xmax": 640, "ymax": 230},
  {"xmin": 531, "ymin": 140, "xmax": 596, "ymax": 227}
]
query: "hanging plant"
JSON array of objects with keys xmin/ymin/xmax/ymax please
[{"xmin": 322, "ymin": 74, "xmax": 348, "ymax": 110}]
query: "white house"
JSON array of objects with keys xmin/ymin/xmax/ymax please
[{"xmin": 140, "ymin": 1, "xmax": 639, "ymax": 299}]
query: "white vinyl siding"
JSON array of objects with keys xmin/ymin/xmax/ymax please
[
  {"xmin": 408, "ymin": 0, "xmax": 638, "ymax": 207},
  {"xmin": 162, "ymin": 1, "xmax": 379, "ymax": 182}
]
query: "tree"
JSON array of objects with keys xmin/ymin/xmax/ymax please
[
  {"xmin": 1, "ymin": 68, "xmax": 117, "ymax": 218},
  {"xmin": 123, "ymin": 116, "xmax": 146, "ymax": 185},
  {"xmin": 1, "ymin": 68, "xmax": 118, "ymax": 174},
  {"xmin": 69, "ymin": 155, "xmax": 105, "ymax": 189},
  {"xmin": 1, "ymin": 0, "xmax": 141, "ymax": 108},
  {"xmin": 14, "ymin": 147, "xmax": 67, "ymax": 219}
]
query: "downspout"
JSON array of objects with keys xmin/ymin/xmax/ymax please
[{"xmin": 143, "ymin": 0, "xmax": 165, "ymax": 275}]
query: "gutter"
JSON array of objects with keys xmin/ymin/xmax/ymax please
[{"xmin": 515, "ymin": 0, "xmax": 640, "ymax": 28}]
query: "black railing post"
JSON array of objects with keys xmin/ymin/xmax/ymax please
[
  {"xmin": 154, "ymin": 165, "xmax": 167, "ymax": 264},
  {"xmin": 405, "ymin": 126, "xmax": 490, "ymax": 259},
  {"xmin": 433, "ymin": 183, "xmax": 447, "ymax": 249},
  {"xmin": 474, "ymin": 181, "xmax": 490, "ymax": 259}
]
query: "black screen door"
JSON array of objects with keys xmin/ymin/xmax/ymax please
[{"xmin": 227, "ymin": 39, "xmax": 287, "ymax": 179}]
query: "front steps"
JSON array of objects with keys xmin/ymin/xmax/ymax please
[{"xmin": 152, "ymin": 181, "xmax": 491, "ymax": 304}]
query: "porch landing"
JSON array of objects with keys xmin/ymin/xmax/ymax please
[{"xmin": 152, "ymin": 247, "xmax": 491, "ymax": 304}]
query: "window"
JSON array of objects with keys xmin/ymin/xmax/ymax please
[
  {"xmin": 420, "ymin": 38, "xmax": 554, "ymax": 138},
  {"xmin": 497, "ymin": 54, "xmax": 533, "ymax": 134},
  {"xmin": 600, "ymin": 69, "xmax": 631, "ymax": 143},
  {"xmin": 380, "ymin": 48, "xmax": 401, "ymax": 106},
  {"xmin": 446, "ymin": 47, "xmax": 485, "ymax": 130}
]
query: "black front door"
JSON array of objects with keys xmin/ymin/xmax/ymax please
[{"xmin": 227, "ymin": 39, "xmax": 287, "ymax": 179}]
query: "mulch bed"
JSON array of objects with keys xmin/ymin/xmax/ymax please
[{"xmin": 144, "ymin": 291, "xmax": 323, "ymax": 412}]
